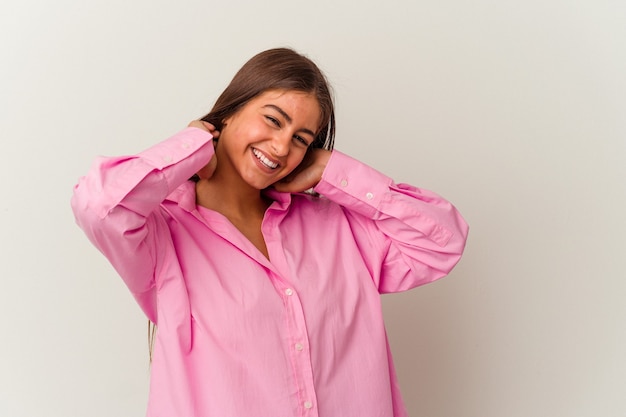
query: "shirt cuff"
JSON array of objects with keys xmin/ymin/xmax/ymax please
[{"xmin": 313, "ymin": 150, "xmax": 393, "ymax": 219}]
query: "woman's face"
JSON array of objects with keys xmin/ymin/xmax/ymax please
[{"xmin": 216, "ymin": 89, "xmax": 321, "ymax": 190}]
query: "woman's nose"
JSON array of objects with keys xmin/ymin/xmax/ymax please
[{"xmin": 270, "ymin": 134, "xmax": 290, "ymax": 157}]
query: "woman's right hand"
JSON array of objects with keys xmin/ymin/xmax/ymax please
[{"xmin": 188, "ymin": 120, "xmax": 220, "ymax": 180}]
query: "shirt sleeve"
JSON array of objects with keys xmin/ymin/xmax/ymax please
[
  {"xmin": 313, "ymin": 150, "xmax": 469, "ymax": 293},
  {"xmin": 70, "ymin": 127, "xmax": 215, "ymax": 321}
]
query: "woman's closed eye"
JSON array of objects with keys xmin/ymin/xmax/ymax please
[
  {"xmin": 265, "ymin": 115, "xmax": 281, "ymax": 127},
  {"xmin": 265, "ymin": 114, "xmax": 310, "ymax": 146},
  {"xmin": 293, "ymin": 135, "xmax": 309, "ymax": 146}
]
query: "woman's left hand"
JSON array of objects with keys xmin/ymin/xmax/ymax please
[
  {"xmin": 187, "ymin": 120, "xmax": 221, "ymax": 180},
  {"xmin": 272, "ymin": 149, "xmax": 331, "ymax": 193}
]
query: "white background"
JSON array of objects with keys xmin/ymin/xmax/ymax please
[{"xmin": 1, "ymin": 0, "xmax": 625, "ymax": 416}]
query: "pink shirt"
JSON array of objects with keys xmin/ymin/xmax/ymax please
[{"xmin": 71, "ymin": 127, "xmax": 468, "ymax": 417}]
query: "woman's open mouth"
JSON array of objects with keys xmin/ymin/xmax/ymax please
[{"xmin": 252, "ymin": 148, "xmax": 279, "ymax": 170}]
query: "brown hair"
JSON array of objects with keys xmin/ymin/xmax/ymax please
[{"xmin": 200, "ymin": 48, "xmax": 335, "ymax": 150}]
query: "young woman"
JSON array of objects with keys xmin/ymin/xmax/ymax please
[{"xmin": 71, "ymin": 48, "xmax": 469, "ymax": 417}]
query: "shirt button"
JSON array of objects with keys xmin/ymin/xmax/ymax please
[
  {"xmin": 366, "ymin": 192, "xmax": 374, "ymax": 200},
  {"xmin": 340, "ymin": 179, "xmax": 348, "ymax": 187},
  {"xmin": 304, "ymin": 401, "xmax": 313, "ymax": 409},
  {"xmin": 295, "ymin": 343, "xmax": 304, "ymax": 351},
  {"xmin": 285, "ymin": 288, "xmax": 294, "ymax": 296},
  {"xmin": 162, "ymin": 156, "xmax": 173, "ymax": 163},
  {"xmin": 182, "ymin": 142, "xmax": 191, "ymax": 149}
]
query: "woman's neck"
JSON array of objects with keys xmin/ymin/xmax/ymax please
[
  {"xmin": 195, "ymin": 174, "xmax": 272, "ymax": 259},
  {"xmin": 195, "ymin": 173, "xmax": 270, "ymax": 221}
]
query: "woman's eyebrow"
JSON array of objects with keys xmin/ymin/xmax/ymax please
[
  {"xmin": 263, "ymin": 104, "xmax": 316, "ymax": 137},
  {"xmin": 264, "ymin": 104, "xmax": 292, "ymax": 123}
]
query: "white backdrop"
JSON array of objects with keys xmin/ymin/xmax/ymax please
[{"xmin": 1, "ymin": 0, "xmax": 625, "ymax": 416}]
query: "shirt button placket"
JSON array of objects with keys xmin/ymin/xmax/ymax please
[{"xmin": 281, "ymin": 286, "xmax": 317, "ymax": 414}]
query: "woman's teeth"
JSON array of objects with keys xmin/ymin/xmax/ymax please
[{"xmin": 252, "ymin": 149, "xmax": 278, "ymax": 169}]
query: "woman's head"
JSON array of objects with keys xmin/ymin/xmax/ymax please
[{"xmin": 201, "ymin": 48, "xmax": 335, "ymax": 151}]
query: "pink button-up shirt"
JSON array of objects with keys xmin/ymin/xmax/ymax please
[{"xmin": 71, "ymin": 127, "xmax": 468, "ymax": 417}]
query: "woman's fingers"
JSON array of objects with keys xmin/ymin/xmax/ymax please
[
  {"xmin": 187, "ymin": 121, "xmax": 219, "ymax": 180},
  {"xmin": 188, "ymin": 120, "xmax": 220, "ymax": 138}
]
